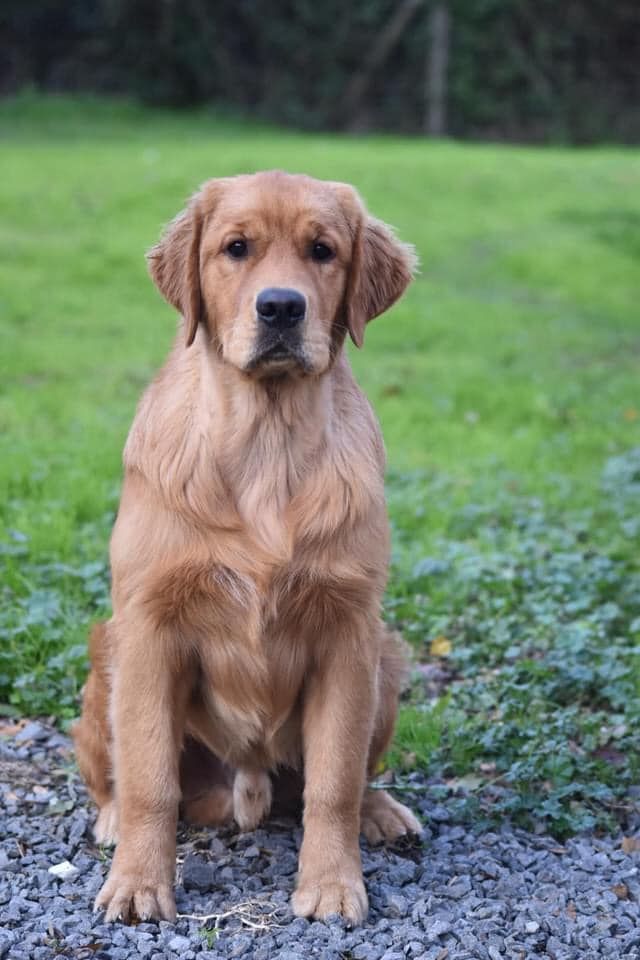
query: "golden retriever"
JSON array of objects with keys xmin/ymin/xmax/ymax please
[{"xmin": 72, "ymin": 170, "xmax": 420, "ymax": 926}]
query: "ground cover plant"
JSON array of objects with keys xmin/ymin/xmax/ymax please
[{"xmin": 1, "ymin": 94, "xmax": 639, "ymax": 837}]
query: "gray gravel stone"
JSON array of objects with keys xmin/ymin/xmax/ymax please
[
  {"xmin": 182, "ymin": 852, "xmax": 216, "ymax": 893},
  {"xmin": 168, "ymin": 934, "xmax": 192, "ymax": 951},
  {"xmin": 353, "ymin": 944, "xmax": 381, "ymax": 960},
  {"xmin": 425, "ymin": 918, "xmax": 452, "ymax": 941},
  {"xmin": 3, "ymin": 720, "xmax": 640, "ymax": 960},
  {"xmin": 385, "ymin": 891, "xmax": 409, "ymax": 917},
  {"xmin": 388, "ymin": 860, "xmax": 416, "ymax": 886},
  {"xmin": 0, "ymin": 932, "xmax": 15, "ymax": 960},
  {"xmin": 228, "ymin": 934, "xmax": 253, "ymax": 956},
  {"xmin": 15, "ymin": 721, "xmax": 49, "ymax": 743},
  {"xmin": 428, "ymin": 805, "xmax": 450, "ymax": 822}
]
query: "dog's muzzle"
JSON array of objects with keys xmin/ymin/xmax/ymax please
[{"xmin": 249, "ymin": 287, "xmax": 308, "ymax": 371}]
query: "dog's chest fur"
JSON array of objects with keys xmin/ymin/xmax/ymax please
[
  {"xmin": 117, "ymin": 346, "xmax": 388, "ymax": 767},
  {"xmin": 186, "ymin": 444, "xmax": 387, "ymax": 768}
]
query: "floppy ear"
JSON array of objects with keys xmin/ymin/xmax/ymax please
[
  {"xmin": 339, "ymin": 187, "xmax": 417, "ymax": 348},
  {"xmin": 146, "ymin": 194, "xmax": 204, "ymax": 347}
]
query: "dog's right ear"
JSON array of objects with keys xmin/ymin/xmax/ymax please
[{"xmin": 147, "ymin": 193, "xmax": 205, "ymax": 347}]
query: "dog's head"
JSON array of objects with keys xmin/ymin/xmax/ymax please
[{"xmin": 148, "ymin": 171, "xmax": 416, "ymax": 377}]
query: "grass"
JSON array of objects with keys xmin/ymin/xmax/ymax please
[{"xmin": 1, "ymin": 93, "xmax": 639, "ymax": 836}]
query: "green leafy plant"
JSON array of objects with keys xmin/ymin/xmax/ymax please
[
  {"xmin": 1, "ymin": 97, "xmax": 638, "ymax": 834},
  {"xmin": 386, "ymin": 450, "xmax": 640, "ymax": 836}
]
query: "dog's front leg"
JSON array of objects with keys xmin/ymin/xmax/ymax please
[
  {"xmin": 95, "ymin": 620, "xmax": 190, "ymax": 923},
  {"xmin": 292, "ymin": 635, "xmax": 375, "ymax": 925}
]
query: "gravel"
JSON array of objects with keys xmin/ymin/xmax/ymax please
[{"xmin": 2, "ymin": 720, "xmax": 640, "ymax": 959}]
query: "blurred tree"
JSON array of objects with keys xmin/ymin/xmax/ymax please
[
  {"xmin": 1, "ymin": 0, "xmax": 639, "ymax": 142},
  {"xmin": 425, "ymin": 2, "xmax": 450, "ymax": 136}
]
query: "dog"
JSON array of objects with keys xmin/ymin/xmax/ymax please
[{"xmin": 72, "ymin": 170, "xmax": 421, "ymax": 926}]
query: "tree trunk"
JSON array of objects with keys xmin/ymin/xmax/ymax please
[
  {"xmin": 342, "ymin": 0, "xmax": 425, "ymax": 129},
  {"xmin": 425, "ymin": 3, "xmax": 450, "ymax": 136}
]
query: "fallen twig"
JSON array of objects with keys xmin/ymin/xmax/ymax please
[{"xmin": 177, "ymin": 896, "xmax": 287, "ymax": 932}]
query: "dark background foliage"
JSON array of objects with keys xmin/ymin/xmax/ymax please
[{"xmin": 2, "ymin": 0, "xmax": 639, "ymax": 142}]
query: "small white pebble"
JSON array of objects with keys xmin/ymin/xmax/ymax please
[
  {"xmin": 525, "ymin": 920, "xmax": 540, "ymax": 933},
  {"xmin": 48, "ymin": 860, "xmax": 79, "ymax": 881}
]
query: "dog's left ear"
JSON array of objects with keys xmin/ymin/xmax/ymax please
[
  {"xmin": 146, "ymin": 192, "xmax": 205, "ymax": 347},
  {"xmin": 337, "ymin": 185, "xmax": 417, "ymax": 348}
]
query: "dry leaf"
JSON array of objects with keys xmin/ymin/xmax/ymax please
[
  {"xmin": 612, "ymin": 883, "xmax": 629, "ymax": 900},
  {"xmin": 0, "ymin": 720, "xmax": 25, "ymax": 736},
  {"xmin": 592, "ymin": 745, "xmax": 626, "ymax": 766},
  {"xmin": 622, "ymin": 835, "xmax": 640, "ymax": 854},
  {"xmin": 430, "ymin": 635, "xmax": 452, "ymax": 657}
]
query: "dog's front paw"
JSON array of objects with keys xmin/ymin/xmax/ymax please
[
  {"xmin": 292, "ymin": 867, "xmax": 368, "ymax": 926},
  {"xmin": 233, "ymin": 769, "xmax": 272, "ymax": 831},
  {"xmin": 95, "ymin": 869, "xmax": 176, "ymax": 923}
]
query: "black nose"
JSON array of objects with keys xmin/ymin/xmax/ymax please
[{"xmin": 256, "ymin": 288, "xmax": 306, "ymax": 330}]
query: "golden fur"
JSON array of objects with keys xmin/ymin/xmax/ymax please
[{"xmin": 72, "ymin": 171, "xmax": 420, "ymax": 925}]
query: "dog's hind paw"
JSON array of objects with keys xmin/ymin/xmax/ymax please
[
  {"xmin": 233, "ymin": 769, "xmax": 272, "ymax": 831},
  {"xmin": 94, "ymin": 800, "xmax": 119, "ymax": 846},
  {"xmin": 360, "ymin": 788, "xmax": 422, "ymax": 845}
]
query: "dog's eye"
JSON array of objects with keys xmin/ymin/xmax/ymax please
[
  {"xmin": 226, "ymin": 239, "xmax": 248, "ymax": 259},
  {"xmin": 311, "ymin": 242, "xmax": 334, "ymax": 263}
]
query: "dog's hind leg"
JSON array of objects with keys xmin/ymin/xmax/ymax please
[
  {"xmin": 360, "ymin": 628, "xmax": 422, "ymax": 844},
  {"xmin": 71, "ymin": 621, "xmax": 118, "ymax": 844},
  {"xmin": 180, "ymin": 737, "xmax": 234, "ymax": 827}
]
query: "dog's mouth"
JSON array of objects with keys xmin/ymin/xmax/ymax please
[{"xmin": 247, "ymin": 338, "xmax": 310, "ymax": 375}]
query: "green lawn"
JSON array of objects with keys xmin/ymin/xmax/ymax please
[{"xmin": 1, "ymin": 94, "xmax": 639, "ymax": 835}]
